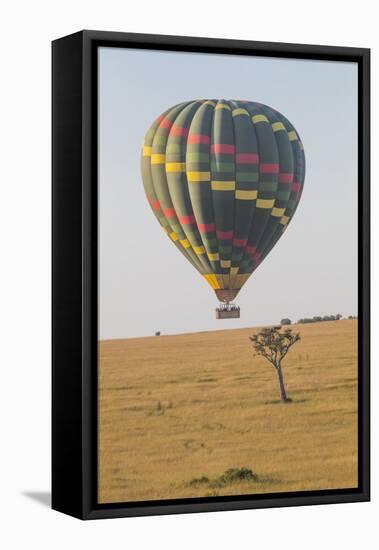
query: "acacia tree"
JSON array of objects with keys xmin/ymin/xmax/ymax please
[{"xmin": 249, "ymin": 327, "xmax": 300, "ymax": 403}]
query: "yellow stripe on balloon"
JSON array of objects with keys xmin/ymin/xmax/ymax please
[
  {"xmin": 232, "ymin": 108, "xmax": 249, "ymax": 117},
  {"xmin": 215, "ymin": 103, "xmax": 231, "ymax": 111},
  {"xmin": 194, "ymin": 245, "xmax": 206, "ymax": 255},
  {"xmin": 207, "ymin": 252, "xmax": 220, "ymax": 261},
  {"xmin": 142, "ymin": 146, "xmax": 152, "ymax": 157},
  {"xmin": 221, "ymin": 260, "xmax": 231, "ymax": 268},
  {"xmin": 151, "ymin": 154, "xmax": 166, "ymax": 164},
  {"xmin": 235, "ymin": 189, "xmax": 258, "ymax": 200},
  {"xmin": 272, "ymin": 122, "xmax": 286, "ymax": 132},
  {"xmin": 252, "ymin": 114, "xmax": 269, "ymax": 124},
  {"xmin": 280, "ymin": 215, "xmax": 290, "ymax": 225},
  {"xmin": 179, "ymin": 239, "xmax": 191, "ymax": 249},
  {"xmin": 187, "ymin": 171, "xmax": 211, "ymax": 182},
  {"xmin": 166, "ymin": 162, "xmax": 186, "ymax": 172},
  {"xmin": 169, "ymin": 231, "xmax": 178, "ymax": 241},
  {"xmin": 288, "ymin": 131, "xmax": 298, "ymax": 141},
  {"xmin": 271, "ymin": 207, "xmax": 286, "ymax": 217},
  {"xmin": 256, "ymin": 198, "xmax": 275, "ymax": 209},
  {"xmin": 211, "ymin": 181, "xmax": 236, "ymax": 191},
  {"xmin": 203, "ymin": 274, "xmax": 221, "ymax": 289}
]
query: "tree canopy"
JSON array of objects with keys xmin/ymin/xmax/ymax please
[{"xmin": 249, "ymin": 327, "xmax": 300, "ymax": 368}]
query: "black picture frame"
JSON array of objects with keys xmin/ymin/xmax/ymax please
[{"xmin": 52, "ymin": 30, "xmax": 370, "ymax": 520}]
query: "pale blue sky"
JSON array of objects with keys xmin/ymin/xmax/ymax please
[{"xmin": 98, "ymin": 47, "xmax": 357, "ymax": 339}]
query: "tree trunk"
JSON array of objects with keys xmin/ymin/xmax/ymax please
[{"xmin": 276, "ymin": 363, "xmax": 290, "ymax": 402}]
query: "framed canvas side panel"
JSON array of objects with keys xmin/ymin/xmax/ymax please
[
  {"xmin": 358, "ymin": 49, "xmax": 370, "ymax": 499},
  {"xmin": 52, "ymin": 31, "xmax": 85, "ymax": 519}
]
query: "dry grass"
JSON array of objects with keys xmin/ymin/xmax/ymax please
[{"xmin": 98, "ymin": 319, "xmax": 358, "ymax": 503}]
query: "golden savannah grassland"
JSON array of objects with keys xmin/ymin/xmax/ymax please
[{"xmin": 98, "ymin": 319, "xmax": 358, "ymax": 503}]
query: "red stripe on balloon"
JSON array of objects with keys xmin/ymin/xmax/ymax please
[
  {"xmin": 236, "ymin": 153, "xmax": 259, "ymax": 164},
  {"xmin": 245, "ymin": 245, "xmax": 257, "ymax": 254},
  {"xmin": 152, "ymin": 200, "xmax": 161, "ymax": 211},
  {"xmin": 178, "ymin": 214, "xmax": 196, "ymax": 225},
  {"xmin": 211, "ymin": 144, "xmax": 235, "ymax": 154},
  {"xmin": 163, "ymin": 207, "xmax": 176, "ymax": 219},
  {"xmin": 260, "ymin": 163, "xmax": 279, "ymax": 174},
  {"xmin": 170, "ymin": 125, "xmax": 189, "ymax": 137},
  {"xmin": 198, "ymin": 222, "xmax": 215, "ymax": 232},
  {"xmin": 188, "ymin": 134, "xmax": 210, "ymax": 144},
  {"xmin": 291, "ymin": 182, "xmax": 301, "ymax": 192},
  {"xmin": 159, "ymin": 117, "xmax": 173, "ymax": 129},
  {"xmin": 233, "ymin": 238, "xmax": 247, "ymax": 247},
  {"xmin": 279, "ymin": 172, "xmax": 293, "ymax": 183},
  {"xmin": 216, "ymin": 230, "xmax": 233, "ymax": 239}
]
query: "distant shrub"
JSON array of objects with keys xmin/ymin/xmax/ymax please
[
  {"xmin": 219, "ymin": 468, "xmax": 258, "ymax": 483},
  {"xmin": 188, "ymin": 468, "xmax": 258, "ymax": 489},
  {"xmin": 189, "ymin": 476, "xmax": 209, "ymax": 486},
  {"xmin": 281, "ymin": 318, "xmax": 292, "ymax": 325},
  {"xmin": 155, "ymin": 331, "xmax": 161, "ymax": 336}
]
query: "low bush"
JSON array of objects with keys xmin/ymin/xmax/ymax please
[
  {"xmin": 188, "ymin": 467, "xmax": 258, "ymax": 488},
  {"xmin": 219, "ymin": 467, "xmax": 258, "ymax": 483},
  {"xmin": 188, "ymin": 476, "xmax": 209, "ymax": 486}
]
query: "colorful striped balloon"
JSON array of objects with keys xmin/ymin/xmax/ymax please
[{"xmin": 141, "ymin": 100, "xmax": 305, "ymax": 303}]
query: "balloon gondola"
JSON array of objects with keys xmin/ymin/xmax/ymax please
[
  {"xmin": 215, "ymin": 302, "xmax": 240, "ymax": 320},
  {"xmin": 141, "ymin": 100, "xmax": 305, "ymax": 318}
]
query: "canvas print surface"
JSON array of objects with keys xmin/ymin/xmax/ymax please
[{"xmin": 98, "ymin": 47, "xmax": 358, "ymax": 504}]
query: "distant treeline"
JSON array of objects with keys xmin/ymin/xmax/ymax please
[
  {"xmin": 298, "ymin": 314, "xmax": 342, "ymax": 324},
  {"xmin": 280, "ymin": 314, "xmax": 357, "ymax": 325}
]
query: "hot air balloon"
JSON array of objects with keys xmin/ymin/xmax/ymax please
[{"xmin": 141, "ymin": 100, "xmax": 305, "ymax": 319}]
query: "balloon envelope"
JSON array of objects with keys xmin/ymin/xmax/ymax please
[{"xmin": 141, "ymin": 100, "xmax": 305, "ymax": 302}]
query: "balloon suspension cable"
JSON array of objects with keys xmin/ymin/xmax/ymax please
[{"xmin": 215, "ymin": 301, "xmax": 240, "ymax": 319}]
